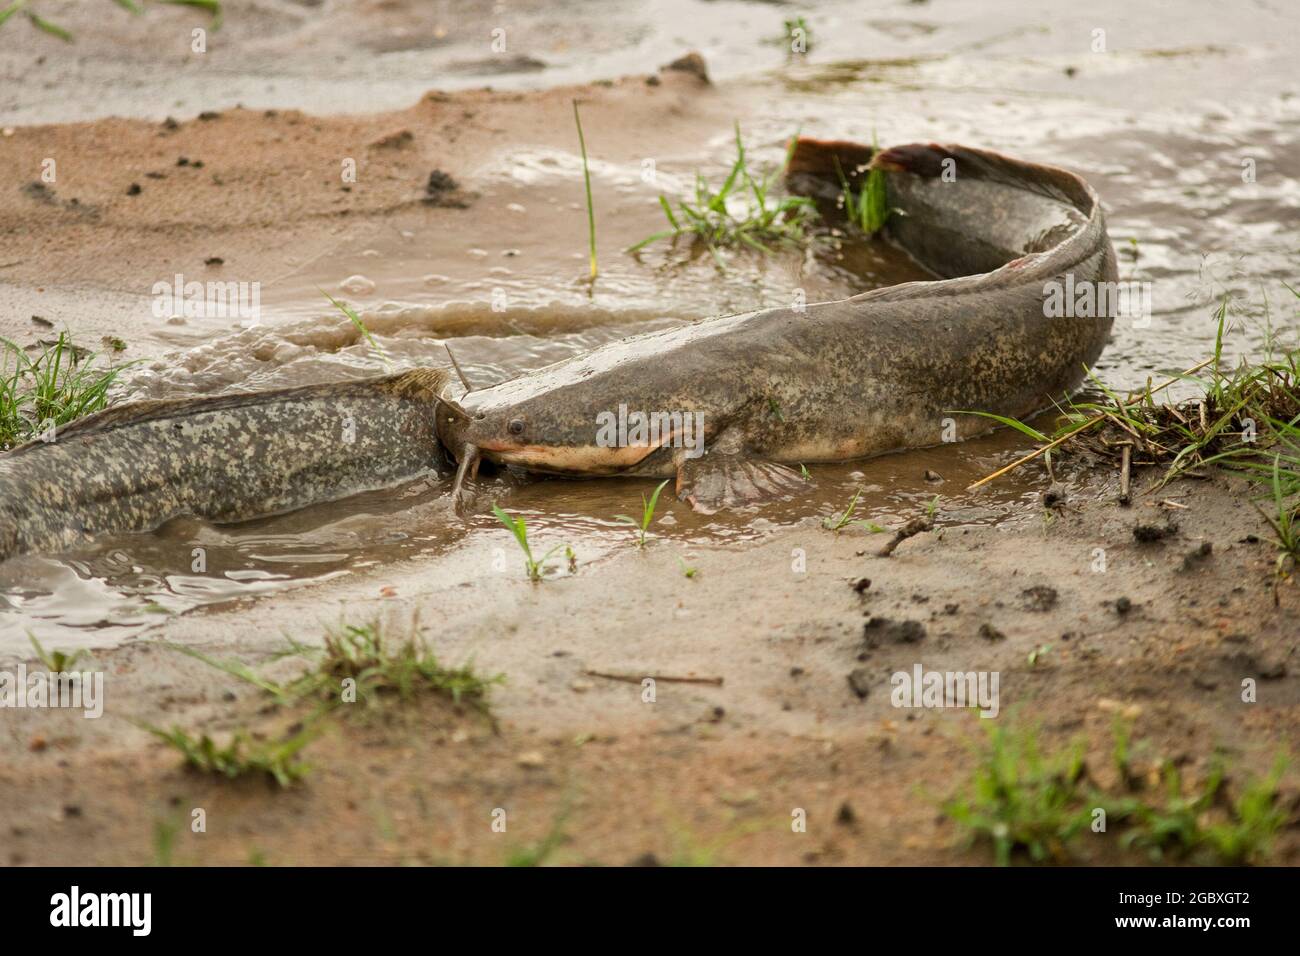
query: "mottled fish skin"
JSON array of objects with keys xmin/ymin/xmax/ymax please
[
  {"xmin": 0, "ymin": 368, "xmax": 450, "ymax": 560},
  {"xmin": 437, "ymin": 140, "xmax": 1117, "ymax": 498}
]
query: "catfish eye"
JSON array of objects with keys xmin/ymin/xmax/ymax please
[{"xmin": 507, "ymin": 418, "xmax": 526, "ymax": 436}]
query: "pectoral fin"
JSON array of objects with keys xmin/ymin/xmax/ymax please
[{"xmin": 675, "ymin": 450, "xmax": 809, "ymax": 514}]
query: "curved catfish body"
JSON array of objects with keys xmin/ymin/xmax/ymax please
[
  {"xmin": 439, "ymin": 141, "xmax": 1117, "ymax": 511},
  {"xmin": 734, "ymin": 142, "xmax": 1118, "ymax": 463},
  {"xmin": 0, "ymin": 369, "xmax": 450, "ymax": 560}
]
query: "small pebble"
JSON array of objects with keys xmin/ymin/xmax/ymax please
[{"xmin": 847, "ymin": 668, "xmax": 872, "ymax": 699}]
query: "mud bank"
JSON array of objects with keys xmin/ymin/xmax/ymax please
[
  {"xmin": 0, "ymin": 58, "xmax": 732, "ymax": 354},
  {"xmin": 2, "ymin": 467, "xmax": 1296, "ymax": 865}
]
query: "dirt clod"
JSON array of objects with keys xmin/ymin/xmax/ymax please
[
  {"xmin": 662, "ymin": 51, "xmax": 710, "ymax": 83},
  {"xmin": 423, "ymin": 169, "xmax": 468, "ymax": 207},
  {"xmin": 1134, "ymin": 521, "xmax": 1177, "ymax": 543},
  {"xmin": 1181, "ymin": 541, "xmax": 1214, "ymax": 570},
  {"xmin": 863, "ymin": 616, "xmax": 926, "ymax": 647},
  {"xmin": 1021, "ymin": 585, "xmax": 1059, "ymax": 612}
]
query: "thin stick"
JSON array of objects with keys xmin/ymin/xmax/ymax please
[
  {"xmin": 967, "ymin": 421, "xmax": 1100, "ymax": 491},
  {"xmin": 876, "ymin": 515, "xmax": 933, "ymax": 557},
  {"xmin": 572, "ymin": 100, "xmax": 598, "ymax": 280},
  {"xmin": 584, "ymin": 669, "xmax": 723, "ymax": 686},
  {"xmin": 966, "ymin": 356, "xmax": 1216, "ymax": 491},
  {"xmin": 1119, "ymin": 442, "xmax": 1132, "ymax": 505}
]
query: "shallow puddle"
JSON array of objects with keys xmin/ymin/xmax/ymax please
[{"xmin": 0, "ymin": 171, "xmax": 1031, "ymax": 650}]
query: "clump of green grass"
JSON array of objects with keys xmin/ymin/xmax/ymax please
[
  {"xmin": 835, "ymin": 136, "xmax": 894, "ymax": 235},
  {"xmin": 628, "ymin": 123, "xmax": 818, "ymax": 266},
  {"xmin": 151, "ymin": 620, "xmax": 500, "ymax": 785},
  {"xmin": 1110, "ymin": 755, "xmax": 1288, "ymax": 864},
  {"xmin": 1257, "ymin": 453, "xmax": 1299, "ymax": 580},
  {"xmin": 767, "ymin": 16, "xmax": 812, "ymax": 51},
  {"xmin": 144, "ymin": 724, "xmax": 313, "ymax": 787},
  {"xmin": 614, "ymin": 479, "xmax": 671, "ymax": 548},
  {"xmin": 492, "ymin": 504, "xmax": 569, "ymax": 580},
  {"xmin": 304, "ymin": 620, "xmax": 500, "ymax": 712},
  {"xmin": 944, "ymin": 719, "xmax": 1291, "ymax": 865},
  {"xmin": 943, "ymin": 721, "xmax": 1093, "ymax": 866},
  {"xmin": 167, "ymin": 620, "xmax": 501, "ymax": 714},
  {"xmin": 958, "ymin": 288, "xmax": 1300, "ymax": 575},
  {"xmin": 28, "ymin": 634, "xmax": 87, "ymax": 673},
  {"xmin": 1, "ymin": 333, "xmax": 128, "ymax": 450},
  {"xmin": 822, "ymin": 488, "xmax": 886, "ymax": 533}
]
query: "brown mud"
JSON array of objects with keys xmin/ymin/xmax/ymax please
[{"xmin": 3, "ymin": 467, "xmax": 1297, "ymax": 865}]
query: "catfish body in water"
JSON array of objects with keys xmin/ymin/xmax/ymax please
[
  {"xmin": 440, "ymin": 140, "xmax": 1119, "ymax": 511},
  {"xmin": 0, "ymin": 369, "xmax": 451, "ymax": 560}
]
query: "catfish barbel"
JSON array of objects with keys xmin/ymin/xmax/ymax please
[
  {"xmin": 438, "ymin": 139, "xmax": 1118, "ymax": 512},
  {"xmin": 0, "ymin": 369, "xmax": 451, "ymax": 560}
]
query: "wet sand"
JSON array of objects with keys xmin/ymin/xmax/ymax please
[
  {"xmin": 4, "ymin": 468, "xmax": 1296, "ymax": 865},
  {"xmin": 1, "ymin": 1, "xmax": 1298, "ymax": 865}
]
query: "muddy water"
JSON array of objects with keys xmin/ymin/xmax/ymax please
[
  {"xmin": 2, "ymin": 0, "xmax": 1298, "ymax": 650},
  {"xmin": 1, "ymin": 181, "xmax": 1046, "ymax": 649}
]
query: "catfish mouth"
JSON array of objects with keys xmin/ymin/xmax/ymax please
[
  {"xmin": 477, "ymin": 419, "xmax": 699, "ymax": 474},
  {"xmin": 476, "ymin": 440, "xmax": 660, "ymax": 475}
]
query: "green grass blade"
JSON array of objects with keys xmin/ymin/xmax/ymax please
[
  {"xmin": 572, "ymin": 100, "xmax": 598, "ymax": 280},
  {"xmin": 158, "ymin": 0, "xmax": 223, "ymax": 29},
  {"xmin": 26, "ymin": 10, "xmax": 71, "ymax": 41},
  {"xmin": 948, "ymin": 410, "xmax": 1049, "ymax": 443}
]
